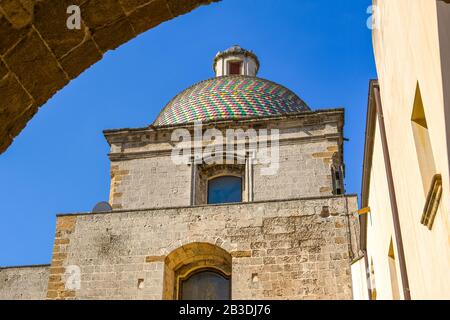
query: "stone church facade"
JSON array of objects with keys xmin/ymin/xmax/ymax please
[{"xmin": 0, "ymin": 46, "xmax": 359, "ymax": 300}]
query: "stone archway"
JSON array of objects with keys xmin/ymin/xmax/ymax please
[
  {"xmin": 0, "ymin": 0, "xmax": 220, "ymax": 154},
  {"xmin": 163, "ymin": 242, "xmax": 232, "ymax": 300}
]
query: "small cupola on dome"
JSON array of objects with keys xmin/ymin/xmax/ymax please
[
  {"xmin": 153, "ymin": 46, "xmax": 310, "ymax": 126},
  {"xmin": 213, "ymin": 45, "xmax": 260, "ymax": 77}
]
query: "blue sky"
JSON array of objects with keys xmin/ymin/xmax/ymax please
[{"xmin": 0, "ymin": 0, "xmax": 376, "ymax": 266}]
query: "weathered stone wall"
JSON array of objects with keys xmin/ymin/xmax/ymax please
[
  {"xmin": 0, "ymin": 265, "xmax": 50, "ymax": 300},
  {"xmin": 109, "ymin": 156, "xmax": 191, "ymax": 210},
  {"xmin": 46, "ymin": 195, "xmax": 359, "ymax": 300},
  {"xmin": 105, "ymin": 111, "xmax": 345, "ymax": 209},
  {"xmin": 0, "ymin": 0, "xmax": 220, "ymax": 154},
  {"xmin": 253, "ymin": 140, "xmax": 339, "ymax": 201}
]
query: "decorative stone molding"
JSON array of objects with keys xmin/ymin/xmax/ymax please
[
  {"xmin": 421, "ymin": 174, "xmax": 443, "ymax": 230},
  {"xmin": 195, "ymin": 163, "xmax": 245, "ymax": 205}
]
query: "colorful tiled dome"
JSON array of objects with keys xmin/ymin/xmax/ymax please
[{"xmin": 153, "ymin": 76, "xmax": 309, "ymax": 126}]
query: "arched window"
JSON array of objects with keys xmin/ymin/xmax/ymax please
[
  {"xmin": 163, "ymin": 243, "xmax": 232, "ymax": 300},
  {"xmin": 180, "ymin": 269, "xmax": 231, "ymax": 300},
  {"xmin": 207, "ymin": 176, "xmax": 242, "ymax": 204}
]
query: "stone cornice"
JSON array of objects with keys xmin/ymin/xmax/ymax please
[
  {"xmin": 103, "ymin": 108, "xmax": 345, "ymax": 146},
  {"xmin": 56, "ymin": 193, "xmax": 358, "ymax": 217},
  {"xmin": 104, "ymin": 108, "xmax": 344, "ymax": 135},
  {"xmin": 107, "ymin": 132, "xmax": 342, "ymax": 161}
]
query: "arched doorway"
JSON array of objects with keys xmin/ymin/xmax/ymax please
[
  {"xmin": 163, "ymin": 242, "xmax": 232, "ymax": 300},
  {"xmin": 179, "ymin": 269, "xmax": 231, "ymax": 300}
]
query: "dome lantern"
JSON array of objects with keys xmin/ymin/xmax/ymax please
[
  {"xmin": 153, "ymin": 46, "xmax": 310, "ymax": 127},
  {"xmin": 213, "ymin": 45, "xmax": 260, "ymax": 77}
]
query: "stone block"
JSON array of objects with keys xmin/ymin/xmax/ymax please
[
  {"xmin": 0, "ymin": 0, "xmax": 32, "ymax": 28},
  {"xmin": 54, "ymin": 238, "xmax": 70, "ymax": 245},
  {"xmin": 49, "ymin": 267, "xmax": 65, "ymax": 275},
  {"xmin": 127, "ymin": 0, "xmax": 172, "ymax": 34},
  {"xmin": 145, "ymin": 255, "xmax": 166, "ymax": 263},
  {"xmin": 166, "ymin": 0, "xmax": 218, "ymax": 17},
  {"xmin": 0, "ymin": 58, "xmax": 8, "ymax": 79},
  {"xmin": 92, "ymin": 17, "xmax": 135, "ymax": 52},
  {"xmin": 18, "ymin": 0, "xmax": 34, "ymax": 14},
  {"xmin": 81, "ymin": 0, "xmax": 125, "ymax": 29},
  {"xmin": 231, "ymin": 251, "xmax": 252, "ymax": 258},
  {"xmin": 312, "ymin": 152, "xmax": 335, "ymax": 158},
  {"xmin": 119, "ymin": 0, "xmax": 152, "ymax": 13},
  {"xmin": 0, "ymin": 15, "xmax": 29, "ymax": 55},
  {"xmin": 0, "ymin": 73, "xmax": 33, "ymax": 123},
  {"xmin": 33, "ymin": 0, "xmax": 86, "ymax": 58},
  {"xmin": 56, "ymin": 216, "xmax": 77, "ymax": 232},
  {"xmin": 263, "ymin": 217, "xmax": 295, "ymax": 235},
  {"xmin": 327, "ymin": 146, "xmax": 339, "ymax": 152},
  {"xmin": 4, "ymin": 30, "xmax": 68, "ymax": 104}
]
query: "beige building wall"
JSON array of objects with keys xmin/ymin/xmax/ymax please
[
  {"xmin": 350, "ymin": 258, "xmax": 368, "ymax": 300},
  {"xmin": 362, "ymin": 0, "xmax": 450, "ymax": 299},
  {"xmin": 366, "ymin": 120, "xmax": 401, "ymax": 300}
]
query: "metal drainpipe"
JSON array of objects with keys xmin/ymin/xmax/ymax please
[
  {"xmin": 344, "ymin": 197, "xmax": 354, "ymax": 261},
  {"xmin": 373, "ymin": 84, "xmax": 412, "ymax": 300}
]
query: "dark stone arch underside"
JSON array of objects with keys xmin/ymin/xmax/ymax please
[{"xmin": 0, "ymin": 0, "xmax": 220, "ymax": 153}]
